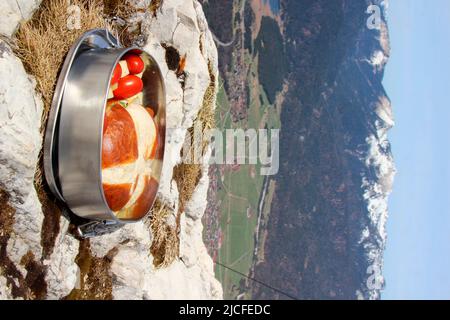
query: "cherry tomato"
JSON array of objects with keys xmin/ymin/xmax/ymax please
[
  {"xmin": 129, "ymin": 49, "xmax": 143, "ymax": 55},
  {"xmin": 123, "ymin": 54, "xmax": 145, "ymax": 74},
  {"xmin": 110, "ymin": 63, "xmax": 122, "ymax": 85},
  {"xmin": 113, "ymin": 75, "xmax": 143, "ymax": 100}
]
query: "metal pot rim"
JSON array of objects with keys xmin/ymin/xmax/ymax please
[
  {"xmin": 44, "ymin": 29, "xmax": 120, "ymax": 203},
  {"xmin": 44, "ymin": 28, "xmax": 166, "ymax": 225}
]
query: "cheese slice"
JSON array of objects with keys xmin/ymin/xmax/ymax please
[
  {"xmin": 119, "ymin": 60, "xmax": 130, "ymax": 77},
  {"xmin": 126, "ymin": 104, "xmax": 157, "ymax": 159}
]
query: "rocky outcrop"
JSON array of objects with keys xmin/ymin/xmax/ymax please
[
  {"xmin": 0, "ymin": 35, "xmax": 46, "ymax": 299},
  {"xmin": 0, "ymin": 0, "xmax": 222, "ymax": 300},
  {"xmin": 0, "ymin": 0, "xmax": 41, "ymax": 37}
]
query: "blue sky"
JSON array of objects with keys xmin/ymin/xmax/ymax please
[{"xmin": 382, "ymin": 0, "xmax": 450, "ymax": 299}]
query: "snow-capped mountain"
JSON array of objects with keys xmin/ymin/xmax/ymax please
[{"xmin": 250, "ymin": 0, "xmax": 396, "ymax": 300}]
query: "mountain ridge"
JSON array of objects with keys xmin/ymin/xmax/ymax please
[{"xmin": 249, "ymin": 0, "xmax": 395, "ymax": 300}]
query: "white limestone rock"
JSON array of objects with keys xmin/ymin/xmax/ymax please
[
  {"xmin": 0, "ymin": 276, "xmax": 12, "ymax": 299},
  {"xmin": 0, "ymin": 0, "xmax": 42, "ymax": 38},
  {"xmin": 44, "ymin": 218, "xmax": 79, "ymax": 300},
  {"xmin": 0, "ymin": 38, "xmax": 45, "ymax": 280},
  {"xmin": 89, "ymin": 220, "xmax": 153, "ymax": 258}
]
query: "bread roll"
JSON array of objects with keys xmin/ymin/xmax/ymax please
[{"xmin": 102, "ymin": 103, "xmax": 158, "ymax": 217}]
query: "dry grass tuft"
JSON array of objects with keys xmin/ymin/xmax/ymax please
[
  {"xmin": 149, "ymin": 200, "xmax": 179, "ymax": 268},
  {"xmin": 65, "ymin": 240, "xmax": 116, "ymax": 300},
  {"xmin": 173, "ymin": 163, "xmax": 202, "ymax": 214},
  {"xmin": 149, "ymin": 0, "xmax": 163, "ymax": 16},
  {"xmin": 14, "ymin": 0, "xmax": 108, "ymax": 129},
  {"xmin": 197, "ymin": 61, "xmax": 217, "ymax": 151}
]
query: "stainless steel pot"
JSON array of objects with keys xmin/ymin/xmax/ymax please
[{"xmin": 44, "ymin": 29, "xmax": 166, "ymax": 236}]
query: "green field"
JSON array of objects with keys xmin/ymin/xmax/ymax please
[
  {"xmin": 214, "ymin": 51, "xmax": 280, "ymax": 298},
  {"xmin": 216, "ymin": 164, "xmax": 262, "ymax": 298}
]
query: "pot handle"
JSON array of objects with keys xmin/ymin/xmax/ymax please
[
  {"xmin": 77, "ymin": 220, "xmax": 124, "ymax": 238},
  {"xmin": 103, "ymin": 19, "xmax": 124, "ymax": 48}
]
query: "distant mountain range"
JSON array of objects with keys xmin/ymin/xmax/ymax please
[{"xmin": 203, "ymin": 0, "xmax": 395, "ymax": 300}]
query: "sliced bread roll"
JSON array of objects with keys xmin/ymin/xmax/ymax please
[{"xmin": 101, "ymin": 103, "xmax": 158, "ymax": 217}]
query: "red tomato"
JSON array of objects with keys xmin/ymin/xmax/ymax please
[
  {"xmin": 110, "ymin": 63, "xmax": 122, "ymax": 85},
  {"xmin": 113, "ymin": 75, "xmax": 143, "ymax": 99},
  {"xmin": 129, "ymin": 49, "xmax": 143, "ymax": 55},
  {"xmin": 123, "ymin": 54, "xmax": 145, "ymax": 74}
]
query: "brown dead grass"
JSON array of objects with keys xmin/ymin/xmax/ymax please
[
  {"xmin": 149, "ymin": 0, "xmax": 163, "ymax": 16},
  {"xmin": 14, "ymin": 0, "xmax": 108, "ymax": 130},
  {"xmin": 65, "ymin": 240, "xmax": 116, "ymax": 300},
  {"xmin": 173, "ymin": 163, "xmax": 202, "ymax": 214},
  {"xmin": 197, "ymin": 61, "xmax": 217, "ymax": 151},
  {"xmin": 149, "ymin": 200, "xmax": 179, "ymax": 268}
]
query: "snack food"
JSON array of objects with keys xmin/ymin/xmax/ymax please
[
  {"xmin": 113, "ymin": 75, "xmax": 143, "ymax": 100},
  {"xmin": 123, "ymin": 53, "xmax": 145, "ymax": 74},
  {"xmin": 102, "ymin": 51, "xmax": 161, "ymax": 220}
]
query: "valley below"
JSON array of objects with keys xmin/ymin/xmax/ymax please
[{"xmin": 203, "ymin": 0, "xmax": 394, "ymax": 300}]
